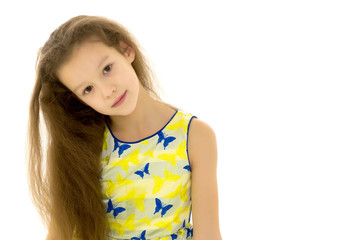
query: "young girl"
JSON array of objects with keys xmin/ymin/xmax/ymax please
[{"xmin": 28, "ymin": 15, "xmax": 221, "ymax": 240}]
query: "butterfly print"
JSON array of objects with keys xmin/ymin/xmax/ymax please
[
  {"xmin": 113, "ymin": 140, "xmax": 131, "ymax": 157},
  {"xmin": 135, "ymin": 163, "xmax": 150, "ymax": 178},
  {"xmin": 157, "ymin": 131, "xmax": 176, "ymax": 149},
  {"xmin": 154, "ymin": 198, "xmax": 173, "ymax": 217},
  {"xmin": 106, "ymin": 199, "xmax": 126, "ymax": 218},
  {"xmin": 131, "ymin": 230, "xmax": 146, "ymax": 240}
]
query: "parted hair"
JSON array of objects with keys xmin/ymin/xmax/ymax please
[{"xmin": 27, "ymin": 15, "xmax": 162, "ymax": 240}]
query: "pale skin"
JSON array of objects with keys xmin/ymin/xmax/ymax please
[{"xmin": 57, "ymin": 37, "xmax": 222, "ymax": 239}]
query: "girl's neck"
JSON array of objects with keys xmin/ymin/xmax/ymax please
[{"xmin": 108, "ymin": 85, "xmax": 175, "ymax": 142}]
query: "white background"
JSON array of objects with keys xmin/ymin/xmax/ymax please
[{"xmin": 0, "ymin": 0, "xmax": 359, "ymax": 239}]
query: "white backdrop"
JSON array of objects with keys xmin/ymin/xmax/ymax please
[{"xmin": 0, "ymin": 0, "xmax": 359, "ymax": 239}]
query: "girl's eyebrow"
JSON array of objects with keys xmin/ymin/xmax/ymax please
[
  {"xmin": 73, "ymin": 84, "xmax": 85, "ymax": 94},
  {"xmin": 72, "ymin": 55, "xmax": 109, "ymax": 93},
  {"xmin": 97, "ymin": 55, "xmax": 109, "ymax": 70}
]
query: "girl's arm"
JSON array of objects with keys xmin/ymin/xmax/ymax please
[{"xmin": 188, "ymin": 118, "xmax": 222, "ymax": 240}]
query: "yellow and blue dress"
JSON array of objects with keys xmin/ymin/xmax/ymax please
[{"xmin": 100, "ymin": 110, "xmax": 196, "ymax": 240}]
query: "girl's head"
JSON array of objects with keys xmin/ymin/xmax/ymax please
[
  {"xmin": 57, "ymin": 36, "xmax": 140, "ymax": 117},
  {"xmin": 37, "ymin": 15, "xmax": 159, "ymax": 122},
  {"xmin": 28, "ymin": 15, "xmax": 162, "ymax": 239}
]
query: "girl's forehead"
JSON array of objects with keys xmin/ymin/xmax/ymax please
[
  {"xmin": 64, "ymin": 41, "xmax": 119, "ymax": 71},
  {"xmin": 61, "ymin": 42, "xmax": 105, "ymax": 73},
  {"xmin": 57, "ymin": 42, "xmax": 107, "ymax": 87},
  {"xmin": 72, "ymin": 40, "xmax": 110, "ymax": 58}
]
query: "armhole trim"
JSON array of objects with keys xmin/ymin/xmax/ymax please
[{"xmin": 186, "ymin": 116, "xmax": 197, "ymax": 172}]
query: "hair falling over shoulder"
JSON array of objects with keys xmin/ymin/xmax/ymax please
[{"xmin": 27, "ymin": 15, "xmax": 161, "ymax": 240}]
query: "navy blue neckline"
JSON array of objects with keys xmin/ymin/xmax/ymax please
[{"xmin": 105, "ymin": 110, "xmax": 179, "ymax": 144}]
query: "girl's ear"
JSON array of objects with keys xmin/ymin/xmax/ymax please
[{"xmin": 119, "ymin": 41, "xmax": 135, "ymax": 63}]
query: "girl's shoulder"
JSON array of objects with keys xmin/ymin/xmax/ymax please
[
  {"xmin": 187, "ymin": 117, "xmax": 217, "ymax": 167},
  {"xmin": 188, "ymin": 118, "xmax": 216, "ymax": 145}
]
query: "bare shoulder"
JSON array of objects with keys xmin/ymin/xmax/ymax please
[
  {"xmin": 189, "ymin": 118, "xmax": 216, "ymax": 139},
  {"xmin": 188, "ymin": 118, "xmax": 217, "ymax": 166}
]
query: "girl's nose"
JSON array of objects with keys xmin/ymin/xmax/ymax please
[{"xmin": 99, "ymin": 82, "xmax": 116, "ymax": 98}]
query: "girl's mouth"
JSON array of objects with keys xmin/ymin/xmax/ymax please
[{"xmin": 112, "ymin": 91, "xmax": 127, "ymax": 108}]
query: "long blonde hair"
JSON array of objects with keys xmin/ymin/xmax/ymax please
[{"xmin": 27, "ymin": 15, "xmax": 162, "ymax": 239}]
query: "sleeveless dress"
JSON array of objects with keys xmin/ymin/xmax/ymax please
[{"xmin": 99, "ymin": 110, "xmax": 197, "ymax": 240}]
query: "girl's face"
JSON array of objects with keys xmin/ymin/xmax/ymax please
[{"xmin": 57, "ymin": 39, "xmax": 140, "ymax": 116}]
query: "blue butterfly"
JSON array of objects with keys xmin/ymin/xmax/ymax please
[
  {"xmin": 170, "ymin": 233, "xmax": 178, "ymax": 239},
  {"xmin": 113, "ymin": 140, "xmax": 131, "ymax": 157},
  {"xmin": 183, "ymin": 164, "xmax": 191, "ymax": 172},
  {"xmin": 186, "ymin": 228, "xmax": 193, "ymax": 238},
  {"xmin": 106, "ymin": 199, "xmax": 126, "ymax": 218},
  {"xmin": 154, "ymin": 198, "xmax": 173, "ymax": 217},
  {"xmin": 157, "ymin": 131, "xmax": 176, "ymax": 149},
  {"xmin": 135, "ymin": 163, "xmax": 150, "ymax": 178},
  {"xmin": 131, "ymin": 230, "xmax": 146, "ymax": 240}
]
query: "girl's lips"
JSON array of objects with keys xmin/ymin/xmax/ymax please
[{"xmin": 112, "ymin": 91, "xmax": 127, "ymax": 107}]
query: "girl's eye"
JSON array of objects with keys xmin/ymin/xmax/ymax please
[
  {"xmin": 103, "ymin": 65, "xmax": 112, "ymax": 74},
  {"xmin": 83, "ymin": 86, "xmax": 93, "ymax": 95}
]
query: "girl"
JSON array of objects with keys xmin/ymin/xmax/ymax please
[{"xmin": 28, "ymin": 15, "xmax": 221, "ymax": 240}]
